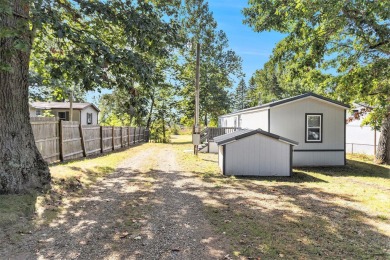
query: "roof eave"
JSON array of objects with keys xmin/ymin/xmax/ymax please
[
  {"xmin": 219, "ymin": 93, "xmax": 349, "ymax": 119},
  {"xmin": 215, "ymin": 129, "xmax": 299, "ymax": 146}
]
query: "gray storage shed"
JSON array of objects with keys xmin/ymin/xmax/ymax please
[{"xmin": 214, "ymin": 129, "xmax": 298, "ymax": 176}]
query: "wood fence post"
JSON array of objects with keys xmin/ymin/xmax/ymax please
[
  {"xmin": 100, "ymin": 126, "xmax": 103, "ymax": 153},
  {"xmin": 134, "ymin": 127, "xmax": 136, "ymax": 144},
  {"xmin": 120, "ymin": 127, "xmax": 123, "ymax": 147},
  {"xmin": 128, "ymin": 127, "xmax": 130, "ymax": 146},
  {"xmin": 112, "ymin": 126, "xmax": 115, "ymax": 150},
  {"xmin": 79, "ymin": 124, "xmax": 87, "ymax": 157},
  {"xmin": 59, "ymin": 120, "xmax": 64, "ymax": 161}
]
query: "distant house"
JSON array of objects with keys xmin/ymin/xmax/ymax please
[
  {"xmin": 218, "ymin": 93, "xmax": 349, "ymax": 166},
  {"xmin": 346, "ymin": 104, "xmax": 380, "ymax": 155},
  {"xmin": 29, "ymin": 102, "xmax": 100, "ymax": 125}
]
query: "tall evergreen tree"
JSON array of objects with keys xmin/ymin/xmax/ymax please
[
  {"xmin": 233, "ymin": 78, "xmax": 250, "ymax": 111},
  {"xmin": 177, "ymin": 0, "xmax": 243, "ymax": 126}
]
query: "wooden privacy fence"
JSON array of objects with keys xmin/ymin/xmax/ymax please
[
  {"xmin": 31, "ymin": 117, "xmax": 149, "ymax": 163},
  {"xmin": 31, "ymin": 117, "xmax": 60, "ymax": 163}
]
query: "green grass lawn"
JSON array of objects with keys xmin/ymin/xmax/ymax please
[{"xmin": 171, "ymin": 135, "xmax": 390, "ymax": 259}]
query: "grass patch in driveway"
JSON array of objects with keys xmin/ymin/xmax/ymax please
[
  {"xmin": 171, "ymin": 135, "xmax": 390, "ymax": 259},
  {"xmin": 50, "ymin": 144, "xmax": 152, "ymax": 188}
]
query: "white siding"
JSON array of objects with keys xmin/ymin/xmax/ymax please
[
  {"xmin": 269, "ymin": 97, "xmax": 345, "ymax": 166},
  {"xmin": 219, "ymin": 116, "xmax": 238, "ymax": 127},
  {"xmin": 270, "ymin": 97, "xmax": 345, "ymax": 150},
  {"xmin": 294, "ymin": 151, "xmax": 344, "ymax": 166},
  {"xmin": 209, "ymin": 142, "xmax": 218, "ymax": 153},
  {"xmin": 240, "ymin": 110, "xmax": 269, "ymax": 130},
  {"xmin": 224, "ymin": 134, "xmax": 291, "ymax": 176},
  {"xmin": 219, "ymin": 109, "xmax": 269, "ymax": 130},
  {"xmin": 80, "ymin": 106, "xmax": 99, "ymax": 125},
  {"xmin": 218, "ymin": 146, "xmax": 224, "ymax": 172}
]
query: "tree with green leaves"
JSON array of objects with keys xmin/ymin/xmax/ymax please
[
  {"xmin": 148, "ymin": 81, "xmax": 179, "ymax": 143},
  {"xmin": 247, "ymin": 59, "xmax": 332, "ymax": 104},
  {"xmin": 243, "ymin": 0, "xmax": 390, "ymax": 163},
  {"xmin": 98, "ymin": 84, "xmax": 149, "ymax": 127},
  {"xmin": 99, "ymin": 52, "xmax": 180, "ymax": 143},
  {"xmin": 0, "ymin": 0, "xmax": 181, "ymax": 193},
  {"xmin": 232, "ymin": 78, "xmax": 250, "ymax": 111},
  {"xmin": 177, "ymin": 0, "xmax": 243, "ymax": 126}
]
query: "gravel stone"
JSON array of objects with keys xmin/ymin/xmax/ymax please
[{"xmin": 1, "ymin": 146, "xmax": 229, "ymax": 259}]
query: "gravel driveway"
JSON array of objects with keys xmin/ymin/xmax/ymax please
[{"xmin": 2, "ymin": 145, "xmax": 229, "ymax": 260}]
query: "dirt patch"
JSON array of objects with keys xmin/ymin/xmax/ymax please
[{"xmin": 133, "ymin": 147, "xmax": 229, "ymax": 259}]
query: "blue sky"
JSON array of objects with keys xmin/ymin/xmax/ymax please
[
  {"xmin": 208, "ymin": 0, "xmax": 285, "ymax": 82},
  {"xmin": 86, "ymin": 0, "xmax": 285, "ymax": 103}
]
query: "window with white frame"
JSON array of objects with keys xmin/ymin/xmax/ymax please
[
  {"xmin": 35, "ymin": 109, "xmax": 42, "ymax": 116},
  {"xmin": 87, "ymin": 113, "xmax": 92, "ymax": 124},
  {"xmin": 306, "ymin": 114, "xmax": 322, "ymax": 142}
]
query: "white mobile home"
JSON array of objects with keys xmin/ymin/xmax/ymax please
[
  {"xmin": 214, "ymin": 129, "xmax": 298, "ymax": 176},
  {"xmin": 218, "ymin": 93, "xmax": 349, "ymax": 166}
]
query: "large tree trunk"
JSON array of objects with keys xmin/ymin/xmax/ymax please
[
  {"xmin": 376, "ymin": 112, "xmax": 390, "ymax": 164},
  {"xmin": 0, "ymin": 1, "xmax": 51, "ymax": 193}
]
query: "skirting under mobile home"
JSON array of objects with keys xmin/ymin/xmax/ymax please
[{"xmin": 214, "ymin": 129, "xmax": 298, "ymax": 176}]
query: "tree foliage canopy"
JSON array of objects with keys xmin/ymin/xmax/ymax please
[
  {"xmin": 177, "ymin": 0, "xmax": 243, "ymax": 126},
  {"xmin": 243, "ymin": 0, "xmax": 390, "ymax": 163},
  {"xmin": 243, "ymin": 0, "xmax": 390, "ymax": 113},
  {"xmin": 27, "ymin": 0, "xmax": 183, "ymax": 95}
]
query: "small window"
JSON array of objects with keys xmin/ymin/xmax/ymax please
[
  {"xmin": 58, "ymin": 112, "xmax": 69, "ymax": 121},
  {"xmin": 87, "ymin": 113, "xmax": 92, "ymax": 124},
  {"xmin": 306, "ymin": 114, "xmax": 322, "ymax": 143},
  {"xmin": 35, "ymin": 109, "xmax": 42, "ymax": 116}
]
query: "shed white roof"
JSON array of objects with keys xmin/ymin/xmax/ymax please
[{"xmin": 214, "ymin": 129, "xmax": 298, "ymax": 146}]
